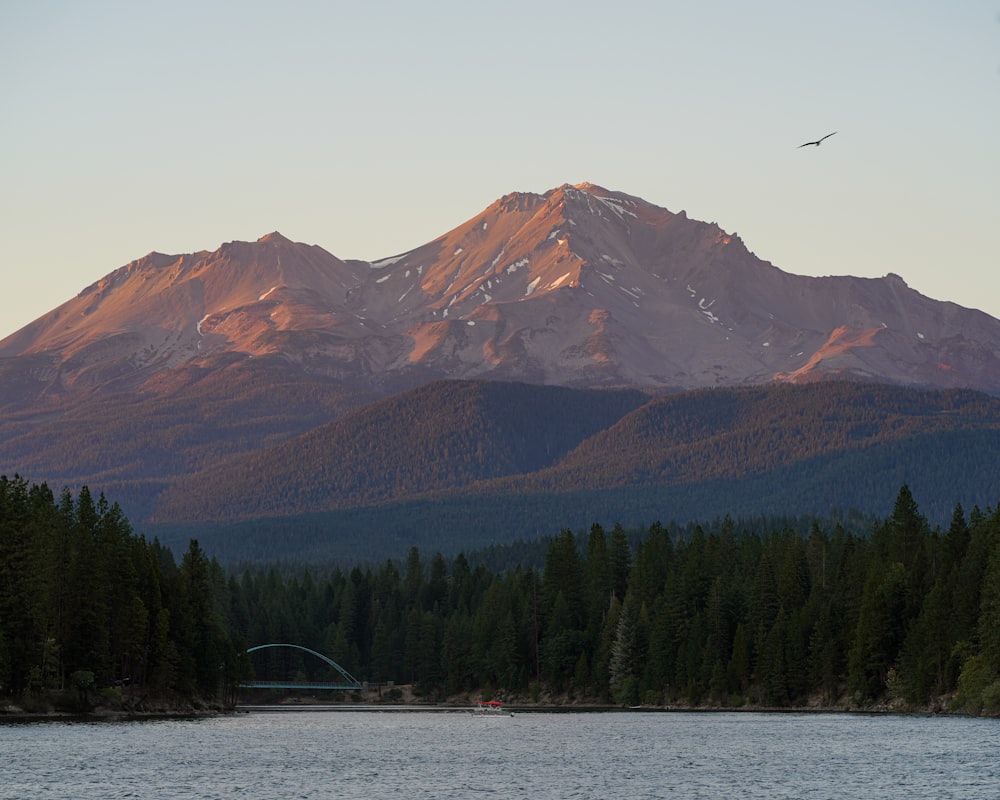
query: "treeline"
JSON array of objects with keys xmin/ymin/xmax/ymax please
[
  {"xmin": 5, "ymin": 474, "xmax": 1000, "ymax": 715},
  {"xmin": 0, "ymin": 475, "xmax": 246, "ymax": 711},
  {"xmin": 225, "ymin": 484, "xmax": 1000, "ymax": 713}
]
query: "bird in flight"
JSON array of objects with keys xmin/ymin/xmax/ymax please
[{"xmin": 798, "ymin": 131, "xmax": 837, "ymax": 148}]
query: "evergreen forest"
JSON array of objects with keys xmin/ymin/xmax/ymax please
[
  {"xmin": 3, "ymin": 474, "xmax": 1000, "ymax": 716},
  {"xmin": 0, "ymin": 476, "xmax": 245, "ymax": 711}
]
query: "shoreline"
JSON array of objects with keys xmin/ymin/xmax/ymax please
[
  {"xmin": 0, "ymin": 706, "xmax": 227, "ymax": 724},
  {"xmin": 2, "ymin": 702, "xmax": 971, "ymax": 723},
  {"xmin": 233, "ymin": 698, "xmax": 964, "ymax": 716},
  {"xmin": 3, "ymin": 683, "xmax": 982, "ymax": 722}
]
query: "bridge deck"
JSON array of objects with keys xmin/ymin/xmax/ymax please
[{"xmin": 241, "ymin": 680, "xmax": 362, "ymax": 690}]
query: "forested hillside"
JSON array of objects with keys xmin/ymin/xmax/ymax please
[
  {"xmin": 516, "ymin": 382, "xmax": 1000, "ymax": 489},
  {"xmin": 7, "ymin": 379, "xmax": 1000, "ymax": 550},
  {"xmin": 5, "ymin": 476, "xmax": 1000, "ymax": 715},
  {"xmin": 152, "ymin": 381, "xmax": 648, "ymax": 522},
  {"xmin": 146, "ymin": 382, "xmax": 1000, "ymax": 565},
  {"xmin": 147, "ymin": 382, "xmax": 1000, "ymax": 552}
]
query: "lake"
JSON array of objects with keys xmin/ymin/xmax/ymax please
[{"xmin": 2, "ymin": 710, "xmax": 998, "ymax": 799}]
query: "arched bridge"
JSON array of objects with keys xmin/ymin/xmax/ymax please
[{"xmin": 242, "ymin": 644, "xmax": 363, "ymax": 690}]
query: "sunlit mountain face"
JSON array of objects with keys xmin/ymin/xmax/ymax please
[{"xmin": 4, "ymin": 182, "xmax": 999, "ymax": 403}]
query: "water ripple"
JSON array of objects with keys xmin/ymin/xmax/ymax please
[{"xmin": 1, "ymin": 711, "xmax": 998, "ymax": 799}]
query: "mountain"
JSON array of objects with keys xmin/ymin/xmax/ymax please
[
  {"xmin": 2, "ymin": 182, "xmax": 1000, "ymax": 550},
  {"xmin": 4, "ymin": 183, "xmax": 1000, "ymax": 402}
]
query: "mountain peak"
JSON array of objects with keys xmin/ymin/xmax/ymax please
[
  {"xmin": 258, "ymin": 231, "xmax": 290, "ymax": 244},
  {"xmin": 2, "ymin": 184, "xmax": 999, "ymax": 399}
]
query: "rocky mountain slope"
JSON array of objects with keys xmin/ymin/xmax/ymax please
[{"xmin": 4, "ymin": 183, "xmax": 999, "ymax": 404}]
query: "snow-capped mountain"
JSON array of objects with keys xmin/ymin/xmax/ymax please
[{"xmin": 3, "ymin": 181, "xmax": 1000, "ymax": 404}]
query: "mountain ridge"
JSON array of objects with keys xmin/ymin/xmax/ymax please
[
  {"xmin": 142, "ymin": 379, "xmax": 1000, "ymax": 564},
  {"xmin": 4, "ymin": 182, "xmax": 1000, "ymax": 401},
  {"xmin": 149, "ymin": 379, "xmax": 1000, "ymax": 523},
  {"xmin": 149, "ymin": 380, "xmax": 649, "ymax": 523}
]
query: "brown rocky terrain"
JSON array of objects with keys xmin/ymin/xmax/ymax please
[{"xmin": 4, "ymin": 183, "xmax": 999, "ymax": 404}]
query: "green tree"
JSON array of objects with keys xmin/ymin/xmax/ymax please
[
  {"xmin": 542, "ymin": 530, "xmax": 583, "ymax": 628},
  {"xmin": 727, "ymin": 622, "xmax": 751, "ymax": 696},
  {"xmin": 0, "ymin": 477, "xmax": 47, "ymax": 695},
  {"xmin": 848, "ymin": 562, "xmax": 908, "ymax": 702},
  {"xmin": 609, "ymin": 597, "xmax": 641, "ymax": 704},
  {"xmin": 178, "ymin": 540, "xmax": 227, "ymax": 698},
  {"xmin": 609, "ymin": 523, "xmax": 632, "ymax": 601}
]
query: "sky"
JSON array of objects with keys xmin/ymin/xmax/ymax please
[{"xmin": 2, "ymin": 1, "xmax": 999, "ymax": 339}]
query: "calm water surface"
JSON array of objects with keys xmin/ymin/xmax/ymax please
[{"xmin": 2, "ymin": 710, "xmax": 998, "ymax": 799}]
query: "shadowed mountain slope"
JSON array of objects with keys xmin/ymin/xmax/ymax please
[
  {"xmin": 144, "ymin": 380, "xmax": 1000, "ymax": 564},
  {"xmin": 151, "ymin": 380, "xmax": 648, "ymax": 522},
  {"xmin": 146, "ymin": 381, "xmax": 1000, "ymax": 543}
]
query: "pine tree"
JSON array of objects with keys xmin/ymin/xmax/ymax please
[
  {"xmin": 727, "ymin": 622, "xmax": 751, "ymax": 696},
  {"xmin": 542, "ymin": 529, "xmax": 583, "ymax": 628},
  {"xmin": 610, "ymin": 523, "xmax": 632, "ymax": 601},
  {"xmin": 609, "ymin": 597, "xmax": 640, "ymax": 705},
  {"xmin": 178, "ymin": 540, "xmax": 227, "ymax": 698},
  {"xmin": 848, "ymin": 562, "xmax": 908, "ymax": 701},
  {"xmin": 0, "ymin": 476, "xmax": 44, "ymax": 695}
]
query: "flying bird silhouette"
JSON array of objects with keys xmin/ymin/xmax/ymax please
[{"xmin": 798, "ymin": 131, "xmax": 837, "ymax": 148}]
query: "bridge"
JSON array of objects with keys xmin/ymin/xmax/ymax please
[{"xmin": 241, "ymin": 644, "xmax": 363, "ymax": 691}]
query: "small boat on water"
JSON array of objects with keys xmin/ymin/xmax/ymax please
[{"xmin": 475, "ymin": 700, "xmax": 510, "ymax": 716}]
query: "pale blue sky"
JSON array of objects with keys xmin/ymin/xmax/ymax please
[{"xmin": 2, "ymin": 1, "xmax": 998, "ymax": 338}]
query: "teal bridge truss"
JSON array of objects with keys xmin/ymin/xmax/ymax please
[{"xmin": 242, "ymin": 644, "xmax": 363, "ymax": 691}]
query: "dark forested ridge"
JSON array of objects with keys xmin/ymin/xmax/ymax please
[
  {"xmin": 151, "ymin": 381, "xmax": 649, "ymax": 522},
  {"xmin": 145, "ymin": 381, "xmax": 1000, "ymax": 565},
  {"xmin": 4, "ymin": 476, "xmax": 1000, "ymax": 716},
  {"xmin": 517, "ymin": 381, "xmax": 1000, "ymax": 489},
  {"xmin": 5, "ymin": 377, "xmax": 1000, "ymax": 548}
]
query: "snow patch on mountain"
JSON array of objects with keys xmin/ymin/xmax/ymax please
[
  {"xmin": 371, "ymin": 253, "xmax": 409, "ymax": 269},
  {"xmin": 594, "ymin": 194, "xmax": 638, "ymax": 220}
]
